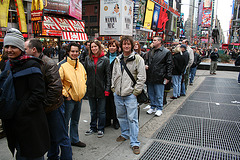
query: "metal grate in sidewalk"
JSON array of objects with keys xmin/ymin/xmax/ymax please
[
  {"xmin": 202, "ymin": 119, "xmax": 240, "ymax": 153},
  {"xmin": 139, "ymin": 141, "xmax": 240, "ymax": 160},
  {"xmin": 154, "ymin": 115, "xmax": 202, "ymax": 146},
  {"xmin": 139, "ymin": 141, "xmax": 201, "ymax": 160}
]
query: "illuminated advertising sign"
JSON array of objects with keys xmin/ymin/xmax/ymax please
[
  {"xmin": 31, "ymin": 10, "xmax": 43, "ymax": 21},
  {"xmin": 0, "ymin": 0, "xmax": 10, "ymax": 28},
  {"xmin": 136, "ymin": 0, "xmax": 147, "ymax": 28},
  {"xmin": 69, "ymin": 0, "xmax": 82, "ymax": 20},
  {"xmin": 201, "ymin": 7, "xmax": 212, "ymax": 28},
  {"xmin": 44, "ymin": 0, "xmax": 69, "ymax": 15},
  {"xmin": 144, "ymin": 0, "xmax": 155, "ymax": 30},
  {"xmin": 100, "ymin": 0, "xmax": 133, "ymax": 36},
  {"xmin": 15, "ymin": 0, "xmax": 27, "ymax": 32},
  {"xmin": 204, "ymin": 0, "xmax": 211, "ymax": 8},
  {"xmin": 151, "ymin": 4, "xmax": 161, "ymax": 31}
]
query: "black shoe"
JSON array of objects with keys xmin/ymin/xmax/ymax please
[
  {"xmin": 71, "ymin": 141, "xmax": 86, "ymax": 147},
  {"xmin": 0, "ymin": 132, "xmax": 6, "ymax": 139},
  {"xmin": 113, "ymin": 122, "xmax": 120, "ymax": 130}
]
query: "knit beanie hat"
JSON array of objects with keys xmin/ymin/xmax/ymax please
[{"xmin": 4, "ymin": 28, "xmax": 25, "ymax": 52}]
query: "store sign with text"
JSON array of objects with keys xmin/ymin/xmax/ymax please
[
  {"xmin": 31, "ymin": 10, "xmax": 43, "ymax": 21},
  {"xmin": 43, "ymin": 16, "xmax": 85, "ymax": 32},
  {"xmin": 100, "ymin": 0, "xmax": 133, "ymax": 36}
]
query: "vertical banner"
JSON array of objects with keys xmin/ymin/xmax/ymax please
[
  {"xmin": 122, "ymin": 0, "xmax": 133, "ymax": 35},
  {"xmin": 151, "ymin": 4, "xmax": 161, "ymax": 31},
  {"xmin": 172, "ymin": 15, "xmax": 177, "ymax": 33},
  {"xmin": 136, "ymin": 0, "xmax": 147, "ymax": 28},
  {"xmin": 157, "ymin": 7, "xmax": 169, "ymax": 31},
  {"xmin": 69, "ymin": 0, "xmax": 82, "ymax": 20},
  {"xmin": 0, "ymin": 0, "xmax": 10, "ymax": 28},
  {"xmin": 198, "ymin": 1, "xmax": 203, "ymax": 26},
  {"xmin": 100, "ymin": 0, "xmax": 133, "ymax": 36},
  {"xmin": 201, "ymin": 1, "xmax": 212, "ymax": 28},
  {"xmin": 143, "ymin": 0, "xmax": 154, "ymax": 30},
  {"xmin": 15, "ymin": 0, "xmax": 27, "ymax": 32}
]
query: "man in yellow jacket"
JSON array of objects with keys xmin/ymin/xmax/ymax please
[{"xmin": 58, "ymin": 42, "xmax": 87, "ymax": 147}]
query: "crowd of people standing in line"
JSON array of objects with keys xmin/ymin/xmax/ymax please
[{"xmin": 1, "ymin": 27, "xmax": 227, "ymax": 160}]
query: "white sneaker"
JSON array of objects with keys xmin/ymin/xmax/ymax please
[
  {"xmin": 147, "ymin": 108, "xmax": 156, "ymax": 114},
  {"xmin": 155, "ymin": 110, "xmax": 162, "ymax": 117}
]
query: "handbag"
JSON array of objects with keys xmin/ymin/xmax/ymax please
[{"xmin": 120, "ymin": 58, "xmax": 148, "ymax": 103}]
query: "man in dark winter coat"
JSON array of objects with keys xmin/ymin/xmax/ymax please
[
  {"xmin": 25, "ymin": 38, "xmax": 72, "ymax": 160},
  {"xmin": 2, "ymin": 28, "xmax": 50, "ymax": 159},
  {"xmin": 145, "ymin": 36, "xmax": 173, "ymax": 117},
  {"xmin": 210, "ymin": 48, "xmax": 219, "ymax": 75}
]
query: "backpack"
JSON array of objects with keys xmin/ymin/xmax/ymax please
[{"xmin": 0, "ymin": 60, "xmax": 42, "ymax": 119}]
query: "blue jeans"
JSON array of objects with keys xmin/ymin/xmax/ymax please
[
  {"xmin": 114, "ymin": 93, "xmax": 140, "ymax": 147},
  {"xmin": 46, "ymin": 104, "xmax": 72, "ymax": 160},
  {"xmin": 88, "ymin": 97, "xmax": 106, "ymax": 132},
  {"xmin": 64, "ymin": 100, "xmax": 82, "ymax": 143},
  {"xmin": 16, "ymin": 144, "xmax": 44, "ymax": 160},
  {"xmin": 189, "ymin": 67, "xmax": 197, "ymax": 84},
  {"xmin": 147, "ymin": 83, "xmax": 164, "ymax": 110},
  {"xmin": 172, "ymin": 75, "xmax": 182, "ymax": 97}
]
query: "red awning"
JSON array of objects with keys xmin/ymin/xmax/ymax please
[{"xmin": 62, "ymin": 32, "xmax": 88, "ymax": 41}]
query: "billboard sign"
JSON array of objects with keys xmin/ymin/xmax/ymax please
[
  {"xmin": 136, "ymin": 0, "xmax": 147, "ymax": 28},
  {"xmin": 201, "ymin": 7, "xmax": 212, "ymax": 28},
  {"xmin": 69, "ymin": 0, "xmax": 82, "ymax": 20},
  {"xmin": 151, "ymin": 4, "xmax": 161, "ymax": 31},
  {"xmin": 204, "ymin": 0, "xmax": 212, "ymax": 8},
  {"xmin": 100, "ymin": 0, "xmax": 133, "ymax": 36},
  {"xmin": 43, "ymin": 16, "xmax": 85, "ymax": 32},
  {"xmin": 44, "ymin": 0, "xmax": 69, "ymax": 15},
  {"xmin": 144, "ymin": 0, "xmax": 155, "ymax": 30}
]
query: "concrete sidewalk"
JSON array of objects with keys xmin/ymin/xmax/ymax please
[{"xmin": 0, "ymin": 70, "xmax": 239, "ymax": 160}]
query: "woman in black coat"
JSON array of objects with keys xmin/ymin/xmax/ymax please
[
  {"xmin": 2, "ymin": 28, "xmax": 50, "ymax": 159},
  {"xmin": 84, "ymin": 40, "xmax": 111, "ymax": 138},
  {"xmin": 105, "ymin": 39, "xmax": 120, "ymax": 129}
]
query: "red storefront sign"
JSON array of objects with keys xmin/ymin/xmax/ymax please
[
  {"xmin": 42, "ymin": 30, "xmax": 62, "ymax": 36},
  {"xmin": 43, "ymin": 16, "xmax": 85, "ymax": 33},
  {"xmin": 62, "ymin": 32, "xmax": 88, "ymax": 41},
  {"xmin": 31, "ymin": 10, "xmax": 43, "ymax": 21}
]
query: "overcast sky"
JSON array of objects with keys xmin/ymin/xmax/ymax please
[{"xmin": 181, "ymin": 0, "xmax": 233, "ymax": 42}]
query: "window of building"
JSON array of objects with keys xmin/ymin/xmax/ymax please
[
  {"xmin": 83, "ymin": 6, "xmax": 86, "ymax": 15},
  {"xmin": 94, "ymin": 6, "xmax": 98, "ymax": 14},
  {"xmin": 82, "ymin": 16, "xmax": 88, "ymax": 23},
  {"xmin": 8, "ymin": 11, "xmax": 18, "ymax": 23},
  {"xmin": 90, "ymin": 27, "xmax": 99, "ymax": 35},
  {"xmin": 90, "ymin": 16, "xmax": 97, "ymax": 23}
]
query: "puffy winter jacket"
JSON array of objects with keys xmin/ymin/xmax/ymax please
[{"xmin": 58, "ymin": 56, "xmax": 87, "ymax": 101}]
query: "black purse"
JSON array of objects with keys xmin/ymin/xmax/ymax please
[{"xmin": 120, "ymin": 59, "xmax": 148, "ymax": 103}]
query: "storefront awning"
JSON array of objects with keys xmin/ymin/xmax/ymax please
[{"xmin": 62, "ymin": 32, "xmax": 88, "ymax": 41}]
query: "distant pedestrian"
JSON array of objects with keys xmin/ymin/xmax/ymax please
[
  {"xmin": 58, "ymin": 42, "xmax": 87, "ymax": 148},
  {"xmin": 112, "ymin": 36, "xmax": 146, "ymax": 155},
  {"xmin": 79, "ymin": 40, "xmax": 90, "ymax": 65},
  {"xmin": 181, "ymin": 39, "xmax": 194, "ymax": 94},
  {"xmin": 180, "ymin": 44, "xmax": 190, "ymax": 96},
  {"xmin": 58, "ymin": 43, "xmax": 67, "ymax": 62},
  {"xmin": 210, "ymin": 48, "xmax": 219, "ymax": 75},
  {"xmin": 2, "ymin": 28, "xmax": 50, "ymax": 159},
  {"xmin": 25, "ymin": 38, "xmax": 72, "ymax": 160},
  {"xmin": 84, "ymin": 40, "xmax": 111, "ymax": 138},
  {"xmin": 145, "ymin": 36, "xmax": 173, "ymax": 116},
  {"xmin": 171, "ymin": 46, "xmax": 188, "ymax": 99},
  {"xmin": 189, "ymin": 46, "xmax": 201, "ymax": 85}
]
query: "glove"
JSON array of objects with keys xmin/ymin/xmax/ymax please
[{"xmin": 104, "ymin": 91, "xmax": 110, "ymax": 96}]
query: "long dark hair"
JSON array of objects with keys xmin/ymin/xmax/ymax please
[{"xmin": 89, "ymin": 40, "xmax": 102, "ymax": 60}]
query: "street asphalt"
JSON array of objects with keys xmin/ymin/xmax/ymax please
[{"xmin": 0, "ymin": 68, "xmax": 239, "ymax": 160}]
